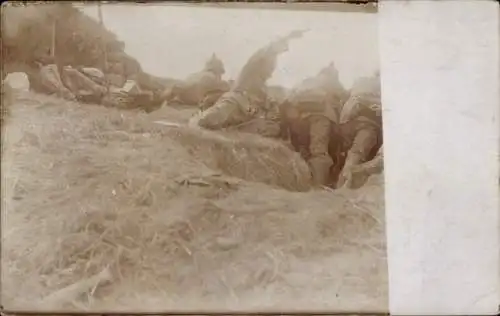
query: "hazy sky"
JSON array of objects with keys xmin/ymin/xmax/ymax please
[{"xmin": 81, "ymin": 4, "xmax": 379, "ymax": 89}]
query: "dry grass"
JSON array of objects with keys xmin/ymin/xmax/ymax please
[{"xmin": 1, "ymin": 91, "xmax": 387, "ymax": 312}]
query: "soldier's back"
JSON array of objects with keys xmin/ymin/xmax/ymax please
[
  {"xmin": 289, "ymin": 72, "xmax": 345, "ymax": 106},
  {"xmin": 341, "ymin": 74, "xmax": 382, "ymax": 127},
  {"xmin": 289, "ymin": 77, "xmax": 327, "ymax": 104},
  {"xmin": 235, "ymin": 47, "xmax": 274, "ymax": 92},
  {"xmin": 175, "ymin": 71, "xmax": 223, "ymax": 104},
  {"xmin": 185, "ymin": 71, "xmax": 218, "ymax": 89}
]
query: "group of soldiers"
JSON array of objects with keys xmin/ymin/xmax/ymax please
[
  {"xmin": 165, "ymin": 29, "xmax": 384, "ymax": 190},
  {"xmin": 1, "ymin": 29, "xmax": 383, "ymax": 190},
  {"xmin": 2, "ymin": 42, "xmax": 165, "ymax": 112}
]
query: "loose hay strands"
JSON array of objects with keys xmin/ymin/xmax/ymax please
[
  {"xmin": 2, "ymin": 91, "xmax": 386, "ymax": 311},
  {"xmin": 150, "ymin": 120, "xmax": 313, "ymax": 192}
]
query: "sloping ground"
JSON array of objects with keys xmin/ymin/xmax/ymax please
[{"xmin": 1, "ymin": 91, "xmax": 387, "ymax": 312}]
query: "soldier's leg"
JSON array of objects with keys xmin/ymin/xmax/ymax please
[
  {"xmin": 39, "ymin": 65, "xmax": 75, "ymax": 100},
  {"xmin": 328, "ymin": 124, "xmax": 347, "ymax": 186},
  {"xmin": 346, "ymin": 125, "xmax": 379, "ymax": 167},
  {"xmin": 291, "ymin": 118, "xmax": 311, "ymax": 160},
  {"xmin": 62, "ymin": 68, "xmax": 107, "ymax": 96},
  {"xmin": 191, "ymin": 98, "xmax": 248, "ymax": 130},
  {"xmin": 61, "ymin": 72, "xmax": 79, "ymax": 94},
  {"xmin": 337, "ymin": 124, "xmax": 379, "ymax": 189},
  {"xmin": 279, "ymin": 103, "xmax": 310, "ymax": 156},
  {"xmin": 351, "ymin": 147, "xmax": 384, "ymax": 178},
  {"xmin": 308, "ymin": 115, "xmax": 334, "ymax": 187}
]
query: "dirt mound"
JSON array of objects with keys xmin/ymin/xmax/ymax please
[{"xmin": 2, "ymin": 91, "xmax": 387, "ymax": 311}]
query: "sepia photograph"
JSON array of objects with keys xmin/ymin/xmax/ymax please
[{"xmin": 1, "ymin": 1, "xmax": 386, "ymax": 313}]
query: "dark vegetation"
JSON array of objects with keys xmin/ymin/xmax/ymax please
[{"xmin": 1, "ymin": 2, "xmax": 169, "ymax": 92}]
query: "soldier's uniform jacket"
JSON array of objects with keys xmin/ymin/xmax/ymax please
[
  {"xmin": 175, "ymin": 71, "xmax": 228, "ymax": 104},
  {"xmin": 194, "ymin": 31, "xmax": 306, "ymax": 131},
  {"xmin": 231, "ymin": 30, "xmax": 306, "ymax": 111},
  {"xmin": 229, "ymin": 47, "xmax": 281, "ymax": 117},
  {"xmin": 340, "ymin": 73, "xmax": 382, "ymax": 128},
  {"xmin": 285, "ymin": 70, "xmax": 348, "ymax": 123}
]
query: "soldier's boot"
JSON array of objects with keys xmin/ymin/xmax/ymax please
[
  {"xmin": 350, "ymin": 168, "xmax": 371, "ymax": 189},
  {"xmin": 308, "ymin": 155, "xmax": 334, "ymax": 187},
  {"xmin": 337, "ymin": 152, "xmax": 366, "ymax": 189}
]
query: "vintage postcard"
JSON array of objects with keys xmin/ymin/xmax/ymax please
[{"xmin": 2, "ymin": 0, "xmax": 385, "ymax": 313}]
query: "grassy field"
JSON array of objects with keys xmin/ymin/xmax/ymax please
[{"xmin": 1, "ymin": 89, "xmax": 387, "ymax": 313}]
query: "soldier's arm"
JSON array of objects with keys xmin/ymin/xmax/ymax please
[
  {"xmin": 267, "ymin": 29, "xmax": 308, "ymax": 55},
  {"xmin": 281, "ymin": 29, "xmax": 309, "ymax": 42}
]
